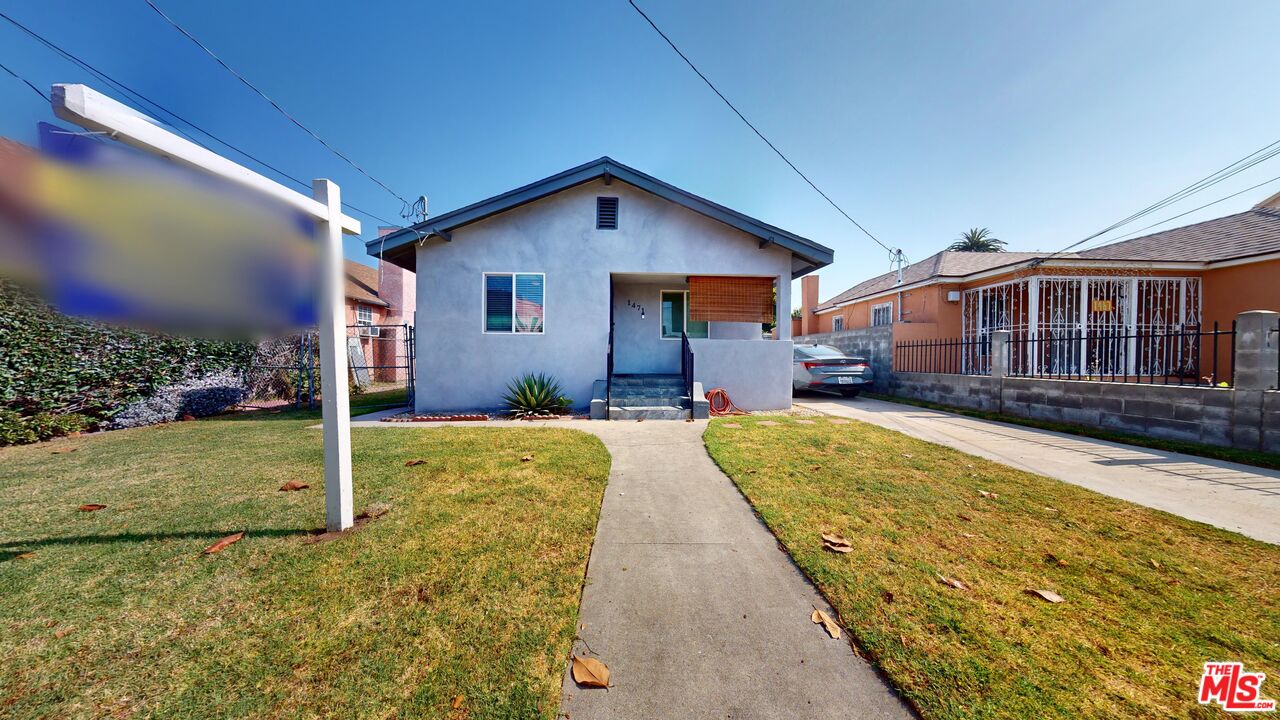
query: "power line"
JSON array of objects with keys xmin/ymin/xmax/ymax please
[
  {"xmin": 0, "ymin": 10, "xmax": 398, "ymax": 228},
  {"xmin": 1097, "ymin": 173, "xmax": 1280, "ymax": 245},
  {"xmin": 0, "ymin": 59, "xmax": 49, "ymax": 103},
  {"xmin": 625, "ymin": 0, "xmax": 898, "ymax": 261},
  {"xmin": 142, "ymin": 0, "xmax": 413, "ymax": 212},
  {"xmin": 1035, "ymin": 139, "xmax": 1280, "ymax": 264}
]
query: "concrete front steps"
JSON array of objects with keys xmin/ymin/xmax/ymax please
[{"xmin": 590, "ymin": 374, "xmax": 709, "ymax": 420}]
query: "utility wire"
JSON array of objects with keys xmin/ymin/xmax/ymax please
[
  {"xmin": 0, "ymin": 10, "xmax": 398, "ymax": 228},
  {"xmin": 143, "ymin": 0, "xmax": 413, "ymax": 212},
  {"xmin": 0, "ymin": 59, "xmax": 49, "ymax": 103},
  {"xmin": 625, "ymin": 0, "xmax": 898, "ymax": 260},
  {"xmin": 1035, "ymin": 139, "xmax": 1280, "ymax": 264},
  {"xmin": 1094, "ymin": 173, "xmax": 1280, "ymax": 245}
]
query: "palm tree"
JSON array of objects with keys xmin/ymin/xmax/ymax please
[{"xmin": 948, "ymin": 227, "xmax": 1006, "ymax": 252}]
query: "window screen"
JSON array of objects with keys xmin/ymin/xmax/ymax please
[{"xmin": 484, "ymin": 273, "xmax": 545, "ymax": 334}]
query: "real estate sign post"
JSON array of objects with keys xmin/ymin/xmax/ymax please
[{"xmin": 51, "ymin": 83, "xmax": 360, "ymax": 532}]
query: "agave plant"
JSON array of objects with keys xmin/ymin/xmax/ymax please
[{"xmin": 503, "ymin": 372, "xmax": 572, "ymax": 418}]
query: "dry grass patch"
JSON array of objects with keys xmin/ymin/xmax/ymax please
[
  {"xmin": 704, "ymin": 416, "xmax": 1280, "ymax": 720},
  {"xmin": 0, "ymin": 403, "xmax": 609, "ymax": 719}
]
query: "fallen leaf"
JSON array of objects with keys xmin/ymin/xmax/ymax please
[
  {"xmin": 278, "ymin": 480, "xmax": 309, "ymax": 492},
  {"xmin": 520, "ymin": 455, "xmax": 534, "ymax": 462},
  {"xmin": 77, "ymin": 504, "xmax": 107, "ymax": 512},
  {"xmin": 16, "ymin": 552, "xmax": 36, "ymax": 560},
  {"xmin": 201, "ymin": 532, "xmax": 245, "ymax": 555},
  {"xmin": 936, "ymin": 574, "xmax": 968, "ymax": 591},
  {"xmin": 957, "ymin": 514, "xmax": 973, "ymax": 522},
  {"xmin": 960, "ymin": 533, "xmax": 976, "ymax": 539},
  {"xmin": 810, "ymin": 608, "xmax": 841, "ymax": 639},
  {"xmin": 404, "ymin": 459, "xmax": 427, "ymax": 467},
  {"xmin": 902, "ymin": 453, "xmax": 913, "ymax": 459},
  {"xmin": 821, "ymin": 533, "xmax": 853, "ymax": 553},
  {"xmin": 51, "ymin": 447, "xmax": 77, "ymax": 454},
  {"xmin": 1027, "ymin": 588, "xmax": 1065, "ymax": 603},
  {"xmin": 881, "ymin": 590, "xmax": 895, "ymax": 604},
  {"xmin": 1149, "ymin": 559, "xmax": 1161, "ymax": 570},
  {"xmin": 1044, "ymin": 553, "xmax": 1068, "ymax": 567},
  {"xmin": 54, "ymin": 626, "xmax": 76, "ymax": 638},
  {"xmin": 452, "ymin": 695, "xmax": 464, "ymax": 709},
  {"xmin": 979, "ymin": 490, "xmax": 999, "ymax": 499},
  {"xmin": 182, "ymin": 414, "xmax": 196, "ymax": 421},
  {"xmin": 571, "ymin": 655, "xmax": 610, "ymax": 687}
]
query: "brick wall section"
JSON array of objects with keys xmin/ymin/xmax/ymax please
[
  {"xmin": 796, "ymin": 325, "xmax": 894, "ymax": 391},
  {"xmin": 889, "ymin": 372, "xmax": 1279, "ymax": 453}
]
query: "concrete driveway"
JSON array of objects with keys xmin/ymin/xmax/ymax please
[{"xmin": 795, "ymin": 395, "xmax": 1280, "ymax": 544}]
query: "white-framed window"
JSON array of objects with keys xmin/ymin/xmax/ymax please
[
  {"xmin": 832, "ymin": 316, "xmax": 845, "ymax": 332},
  {"xmin": 356, "ymin": 305, "xmax": 373, "ymax": 325},
  {"xmin": 660, "ymin": 290, "xmax": 709, "ymax": 339},
  {"xmin": 484, "ymin": 272, "xmax": 545, "ymax": 334},
  {"xmin": 871, "ymin": 302, "xmax": 893, "ymax": 327}
]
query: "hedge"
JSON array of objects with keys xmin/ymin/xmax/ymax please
[{"xmin": 0, "ymin": 279, "xmax": 255, "ymax": 436}]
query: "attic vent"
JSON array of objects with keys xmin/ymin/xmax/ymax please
[{"xmin": 596, "ymin": 196, "xmax": 619, "ymax": 230}]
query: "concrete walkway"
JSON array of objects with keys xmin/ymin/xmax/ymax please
[
  {"xmin": 344, "ymin": 414, "xmax": 913, "ymax": 719},
  {"xmin": 796, "ymin": 396, "xmax": 1280, "ymax": 544}
]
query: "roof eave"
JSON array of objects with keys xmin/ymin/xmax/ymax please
[{"xmin": 366, "ymin": 156, "xmax": 833, "ymax": 272}]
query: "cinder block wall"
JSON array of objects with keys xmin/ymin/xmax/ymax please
[
  {"xmin": 795, "ymin": 325, "xmax": 894, "ymax": 391},
  {"xmin": 889, "ymin": 372, "xmax": 1279, "ymax": 453}
]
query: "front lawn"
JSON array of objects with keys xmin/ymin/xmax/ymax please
[
  {"xmin": 704, "ymin": 416, "xmax": 1280, "ymax": 719},
  {"xmin": 0, "ymin": 403, "xmax": 610, "ymax": 719}
]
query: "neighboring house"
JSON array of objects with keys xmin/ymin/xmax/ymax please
[
  {"xmin": 799, "ymin": 193, "xmax": 1280, "ymax": 380},
  {"xmin": 344, "ymin": 256, "xmax": 415, "ymax": 381},
  {"xmin": 369, "ymin": 157, "xmax": 833, "ymax": 415}
]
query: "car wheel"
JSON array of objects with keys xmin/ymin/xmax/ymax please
[{"xmin": 839, "ymin": 388, "xmax": 860, "ymax": 399}]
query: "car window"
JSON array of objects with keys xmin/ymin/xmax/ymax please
[{"xmin": 801, "ymin": 345, "xmax": 847, "ymax": 359}]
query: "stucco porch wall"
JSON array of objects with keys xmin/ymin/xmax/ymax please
[
  {"xmin": 889, "ymin": 372, "xmax": 1279, "ymax": 452},
  {"xmin": 690, "ymin": 338, "xmax": 793, "ymax": 410}
]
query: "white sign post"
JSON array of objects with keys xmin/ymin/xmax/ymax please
[{"xmin": 53, "ymin": 83, "xmax": 361, "ymax": 532}]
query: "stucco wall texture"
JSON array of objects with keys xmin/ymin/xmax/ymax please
[{"xmin": 413, "ymin": 178, "xmax": 795, "ymax": 412}]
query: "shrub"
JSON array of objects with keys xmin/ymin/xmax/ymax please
[
  {"xmin": 0, "ymin": 409, "xmax": 91, "ymax": 446},
  {"xmin": 109, "ymin": 371, "xmax": 247, "ymax": 429},
  {"xmin": 502, "ymin": 373, "xmax": 572, "ymax": 418},
  {"xmin": 0, "ymin": 279, "xmax": 254, "ymax": 420}
]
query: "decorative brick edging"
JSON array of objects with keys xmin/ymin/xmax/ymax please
[{"xmin": 382, "ymin": 414, "xmax": 490, "ymax": 423}]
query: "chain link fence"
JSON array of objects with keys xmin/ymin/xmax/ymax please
[{"xmin": 245, "ymin": 323, "xmax": 414, "ymax": 409}]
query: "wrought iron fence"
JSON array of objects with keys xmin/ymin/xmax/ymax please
[
  {"xmin": 894, "ymin": 336, "xmax": 992, "ymax": 375},
  {"xmin": 1005, "ymin": 322, "xmax": 1235, "ymax": 386}
]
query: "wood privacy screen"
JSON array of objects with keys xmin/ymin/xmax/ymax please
[{"xmin": 688, "ymin": 276, "xmax": 775, "ymax": 324}]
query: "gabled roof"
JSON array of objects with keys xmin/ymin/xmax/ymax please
[
  {"xmin": 816, "ymin": 204, "xmax": 1280, "ymax": 312},
  {"xmin": 815, "ymin": 251, "xmax": 1069, "ymax": 311},
  {"xmin": 366, "ymin": 157, "xmax": 833, "ymax": 277},
  {"xmin": 345, "ymin": 260, "xmax": 388, "ymax": 307},
  {"xmin": 1077, "ymin": 207, "xmax": 1280, "ymax": 263}
]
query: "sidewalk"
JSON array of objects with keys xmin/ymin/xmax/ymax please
[
  {"xmin": 795, "ymin": 396, "xmax": 1280, "ymax": 544},
  {"xmin": 560, "ymin": 420, "xmax": 913, "ymax": 720}
]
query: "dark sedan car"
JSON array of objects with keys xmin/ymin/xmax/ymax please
[{"xmin": 792, "ymin": 344, "xmax": 872, "ymax": 397}]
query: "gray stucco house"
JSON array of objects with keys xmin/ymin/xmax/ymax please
[{"xmin": 368, "ymin": 157, "xmax": 833, "ymax": 418}]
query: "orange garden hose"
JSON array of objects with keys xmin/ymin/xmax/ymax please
[{"xmin": 705, "ymin": 387, "xmax": 747, "ymax": 416}]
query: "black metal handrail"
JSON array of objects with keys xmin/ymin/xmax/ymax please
[
  {"xmin": 681, "ymin": 331, "xmax": 694, "ymax": 408},
  {"xmin": 605, "ymin": 326, "xmax": 614, "ymax": 419}
]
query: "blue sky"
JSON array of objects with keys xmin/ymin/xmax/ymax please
[{"xmin": 3, "ymin": 1, "xmax": 1278, "ymax": 306}]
